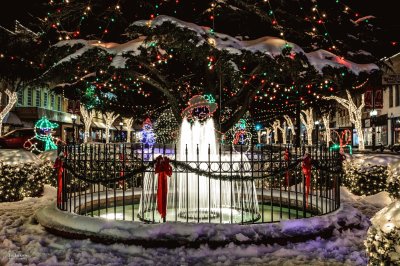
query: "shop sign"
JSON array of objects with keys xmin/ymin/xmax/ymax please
[
  {"xmin": 382, "ymin": 74, "xmax": 400, "ymax": 85},
  {"xmin": 365, "ymin": 89, "xmax": 383, "ymax": 108}
]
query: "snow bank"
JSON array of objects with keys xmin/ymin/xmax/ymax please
[
  {"xmin": 0, "ymin": 149, "xmax": 40, "ymax": 165},
  {"xmin": 36, "ymin": 202, "xmax": 368, "ymax": 247},
  {"xmin": 0, "ymin": 184, "xmax": 375, "ymax": 265}
]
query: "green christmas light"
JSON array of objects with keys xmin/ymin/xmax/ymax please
[{"xmin": 24, "ymin": 117, "xmax": 61, "ymax": 153}]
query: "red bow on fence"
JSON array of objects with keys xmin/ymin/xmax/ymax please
[
  {"xmin": 155, "ymin": 155, "xmax": 172, "ymax": 221},
  {"xmin": 301, "ymin": 153, "xmax": 312, "ymax": 208},
  {"xmin": 284, "ymin": 149, "xmax": 291, "ymax": 187},
  {"xmin": 53, "ymin": 153, "xmax": 65, "ymax": 205}
]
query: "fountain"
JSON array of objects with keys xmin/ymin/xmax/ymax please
[{"xmin": 138, "ymin": 95, "xmax": 260, "ymax": 223}]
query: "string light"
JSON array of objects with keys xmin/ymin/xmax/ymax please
[
  {"xmin": 103, "ymin": 111, "xmax": 120, "ymax": 143},
  {"xmin": 80, "ymin": 105, "xmax": 95, "ymax": 143},
  {"xmin": 0, "ymin": 90, "xmax": 17, "ymax": 136},
  {"xmin": 323, "ymin": 90, "xmax": 366, "ymax": 150}
]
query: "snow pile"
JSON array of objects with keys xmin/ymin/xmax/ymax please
[
  {"xmin": 36, "ymin": 202, "xmax": 368, "ymax": 247},
  {"xmin": 0, "ymin": 184, "xmax": 385, "ymax": 265},
  {"xmin": 347, "ymin": 154, "xmax": 400, "ymax": 170},
  {"xmin": 365, "ymin": 200, "xmax": 400, "ymax": 265},
  {"xmin": 38, "ymin": 150, "xmax": 58, "ymax": 163},
  {"xmin": 0, "ymin": 149, "xmax": 40, "ymax": 165}
]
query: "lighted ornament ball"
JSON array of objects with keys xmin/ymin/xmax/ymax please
[{"xmin": 181, "ymin": 94, "xmax": 217, "ymax": 122}]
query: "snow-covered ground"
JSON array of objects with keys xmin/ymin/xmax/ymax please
[
  {"xmin": 0, "ymin": 184, "xmax": 391, "ymax": 266},
  {"xmin": 1, "ymin": 153, "xmax": 397, "ymax": 265}
]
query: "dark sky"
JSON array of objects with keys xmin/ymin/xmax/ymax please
[{"xmin": 1, "ymin": 0, "xmax": 399, "ymax": 56}]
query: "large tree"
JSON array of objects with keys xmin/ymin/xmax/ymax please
[
  {"xmin": 0, "ymin": 21, "xmax": 46, "ymax": 135},
  {"xmin": 37, "ymin": 0, "xmax": 383, "ymax": 133}
]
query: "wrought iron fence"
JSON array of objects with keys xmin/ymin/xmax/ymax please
[{"xmin": 56, "ymin": 143, "xmax": 342, "ymax": 224}]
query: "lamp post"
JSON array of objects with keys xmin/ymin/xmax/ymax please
[
  {"xmin": 370, "ymin": 109, "xmax": 377, "ymax": 151},
  {"xmin": 71, "ymin": 113, "xmax": 77, "ymax": 145},
  {"xmin": 315, "ymin": 120, "xmax": 320, "ymax": 147},
  {"xmin": 119, "ymin": 122, "xmax": 124, "ymax": 142}
]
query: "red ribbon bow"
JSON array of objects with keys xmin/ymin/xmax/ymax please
[
  {"xmin": 53, "ymin": 154, "xmax": 64, "ymax": 205},
  {"xmin": 155, "ymin": 155, "xmax": 172, "ymax": 220},
  {"xmin": 301, "ymin": 153, "xmax": 312, "ymax": 208},
  {"xmin": 284, "ymin": 149, "xmax": 291, "ymax": 187}
]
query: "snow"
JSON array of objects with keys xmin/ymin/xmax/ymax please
[
  {"xmin": 51, "ymin": 36, "xmax": 145, "ymax": 69},
  {"xmin": 371, "ymin": 200, "xmax": 400, "ymax": 234},
  {"xmin": 132, "ymin": 15, "xmax": 378, "ymax": 75},
  {"xmin": 0, "ymin": 185, "xmax": 377, "ymax": 265},
  {"xmin": 346, "ymin": 153, "xmax": 400, "ymax": 171},
  {"xmin": 50, "ymin": 15, "xmax": 378, "ymax": 75},
  {"xmin": 0, "ymin": 149, "xmax": 40, "ymax": 165},
  {"xmin": 1, "ymin": 153, "xmax": 398, "ymax": 265},
  {"xmin": 306, "ymin": 49, "xmax": 378, "ymax": 75}
]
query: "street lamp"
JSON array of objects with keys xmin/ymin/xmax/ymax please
[
  {"xmin": 314, "ymin": 121, "xmax": 320, "ymax": 147},
  {"xmin": 71, "ymin": 113, "xmax": 77, "ymax": 145},
  {"xmin": 119, "ymin": 122, "xmax": 124, "ymax": 142},
  {"xmin": 370, "ymin": 109, "xmax": 377, "ymax": 151}
]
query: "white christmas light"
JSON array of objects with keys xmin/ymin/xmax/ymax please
[
  {"xmin": 300, "ymin": 107, "xmax": 314, "ymax": 146},
  {"xmin": 80, "ymin": 105, "xmax": 95, "ymax": 143},
  {"xmin": 0, "ymin": 90, "xmax": 17, "ymax": 136},
  {"xmin": 324, "ymin": 90, "xmax": 365, "ymax": 150},
  {"xmin": 103, "ymin": 111, "xmax": 119, "ymax": 143}
]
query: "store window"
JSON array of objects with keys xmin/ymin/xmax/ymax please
[
  {"xmin": 27, "ymin": 88, "xmax": 33, "ymax": 106},
  {"xmin": 50, "ymin": 94, "xmax": 55, "ymax": 110},
  {"xmin": 57, "ymin": 96, "xmax": 62, "ymax": 111},
  {"xmin": 43, "ymin": 92, "xmax": 48, "ymax": 108},
  {"xmin": 35, "ymin": 89, "xmax": 41, "ymax": 107},
  {"xmin": 17, "ymin": 90, "xmax": 23, "ymax": 106}
]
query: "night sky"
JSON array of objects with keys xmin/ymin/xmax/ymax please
[{"xmin": 0, "ymin": 0, "xmax": 399, "ymax": 57}]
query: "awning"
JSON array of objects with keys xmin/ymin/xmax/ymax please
[
  {"xmin": 92, "ymin": 121, "xmax": 107, "ymax": 129},
  {"xmin": 2, "ymin": 112, "xmax": 23, "ymax": 125}
]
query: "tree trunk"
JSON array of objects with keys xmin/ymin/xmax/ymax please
[
  {"xmin": 0, "ymin": 90, "xmax": 18, "ymax": 136},
  {"xmin": 354, "ymin": 119, "xmax": 365, "ymax": 150},
  {"xmin": 307, "ymin": 129, "xmax": 313, "ymax": 146},
  {"xmin": 322, "ymin": 114, "xmax": 331, "ymax": 148}
]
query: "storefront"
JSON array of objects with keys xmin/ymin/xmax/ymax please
[
  {"xmin": 391, "ymin": 117, "xmax": 400, "ymax": 145},
  {"xmin": 363, "ymin": 114, "xmax": 388, "ymax": 146}
]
